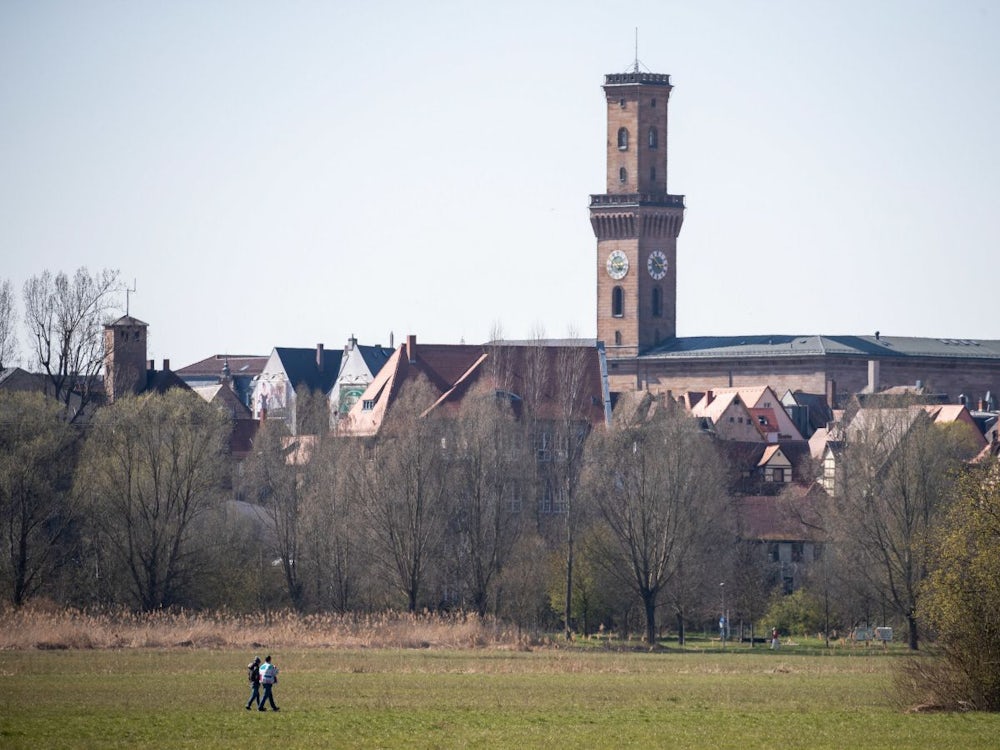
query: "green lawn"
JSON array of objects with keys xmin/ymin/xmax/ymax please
[{"xmin": 4, "ymin": 646, "xmax": 998, "ymax": 748}]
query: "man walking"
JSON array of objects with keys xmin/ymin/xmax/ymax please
[
  {"xmin": 245, "ymin": 656, "xmax": 261, "ymax": 710},
  {"xmin": 258, "ymin": 655, "xmax": 280, "ymax": 712}
]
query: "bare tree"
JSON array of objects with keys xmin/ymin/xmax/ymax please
[
  {"xmin": 76, "ymin": 389, "xmax": 228, "ymax": 610},
  {"xmin": 0, "ymin": 392, "xmax": 78, "ymax": 605},
  {"xmin": 586, "ymin": 396, "xmax": 728, "ymax": 644},
  {"xmin": 551, "ymin": 341, "xmax": 592, "ymax": 640},
  {"xmin": 299, "ymin": 429, "xmax": 365, "ymax": 611},
  {"xmin": 361, "ymin": 377, "xmax": 450, "ymax": 612},
  {"xmin": 447, "ymin": 391, "xmax": 527, "ymax": 616},
  {"xmin": 22, "ymin": 268, "xmax": 120, "ymax": 421},
  {"xmin": 242, "ymin": 420, "xmax": 306, "ymax": 610},
  {"xmin": 837, "ymin": 404, "xmax": 982, "ymax": 649},
  {"xmin": 0, "ymin": 279, "xmax": 17, "ymax": 370}
]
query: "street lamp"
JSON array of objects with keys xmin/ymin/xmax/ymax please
[{"xmin": 720, "ymin": 581, "xmax": 727, "ymax": 649}]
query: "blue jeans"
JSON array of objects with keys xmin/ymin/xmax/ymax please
[
  {"xmin": 246, "ymin": 681, "xmax": 260, "ymax": 708},
  {"xmin": 259, "ymin": 683, "xmax": 278, "ymax": 710}
]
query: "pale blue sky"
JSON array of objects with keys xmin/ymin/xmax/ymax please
[{"xmin": 2, "ymin": 1, "xmax": 998, "ymax": 368}]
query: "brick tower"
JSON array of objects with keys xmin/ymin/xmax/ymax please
[
  {"xmin": 591, "ymin": 71, "xmax": 685, "ymax": 358},
  {"xmin": 103, "ymin": 315, "xmax": 148, "ymax": 402}
]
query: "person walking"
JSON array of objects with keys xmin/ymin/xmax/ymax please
[
  {"xmin": 770, "ymin": 627, "xmax": 780, "ymax": 650},
  {"xmin": 257, "ymin": 655, "xmax": 280, "ymax": 712},
  {"xmin": 245, "ymin": 656, "xmax": 261, "ymax": 710}
]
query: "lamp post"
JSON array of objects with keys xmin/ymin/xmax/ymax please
[{"xmin": 720, "ymin": 581, "xmax": 727, "ymax": 649}]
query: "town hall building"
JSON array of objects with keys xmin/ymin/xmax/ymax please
[{"xmin": 592, "ymin": 69, "xmax": 1000, "ymax": 406}]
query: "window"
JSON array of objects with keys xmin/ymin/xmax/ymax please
[
  {"xmin": 362, "ymin": 399, "xmax": 375, "ymax": 411},
  {"xmin": 614, "ymin": 331, "xmax": 622, "ymax": 345},
  {"xmin": 618, "ymin": 167, "xmax": 627, "ymax": 184},
  {"xmin": 651, "ymin": 286, "xmax": 662, "ymax": 317},
  {"xmin": 619, "ymin": 98, "xmax": 626, "ymax": 108},
  {"xmin": 612, "ymin": 286, "xmax": 624, "ymax": 317},
  {"xmin": 650, "ymin": 166, "xmax": 656, "ymax": 182},
  {"xmin": 617, "ymin": 127, "xmax": 629, "ymax": 150},
  {"xmin": 648, "ymin": 127, "xmax": 658, "ymax": 148},
  {"xmin": 771, "ymin": 467, "xmax": 786, "ymax": 483},
  {"xmin": 650, "ymin": 98, "xmax": 657, "ymax": 107}
]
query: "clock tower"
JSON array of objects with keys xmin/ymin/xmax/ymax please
[{"xmin": 591, "ymin": 71, "xmax": 684, "ymax": 358}]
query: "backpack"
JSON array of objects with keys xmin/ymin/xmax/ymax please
[{"xmin": 248, "ymin": 663, "xmax": 259, "ymax": 683}]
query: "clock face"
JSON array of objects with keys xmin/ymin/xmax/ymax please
[
  {"xmin": 606, "ymin": 250, "xmax": 629, "ymax": 280},
  {"xmin": 647, "ymin": 250, "xmax": 668, "ymax": 280}
]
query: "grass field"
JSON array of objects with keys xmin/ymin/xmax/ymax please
[{"xmin": 5, "ymin": 644, "xmax": 999, "ymax": 749}]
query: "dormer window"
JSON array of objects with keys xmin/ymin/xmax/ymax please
[
  {"xmin": 362, "ymin": 399, "xmax": 375, "ymax": 411},
  {"xmin": 617, "ymin": 127, "xmax": 629, "ymax": 150}
]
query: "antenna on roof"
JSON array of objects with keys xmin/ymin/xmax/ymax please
[
  {"xmin": 634, "ymin": 27, "xmax": 640, "ymax": 73},
  {"xmin": 125, "ymin": 279, "xmax": 137, "ymax": 316}
]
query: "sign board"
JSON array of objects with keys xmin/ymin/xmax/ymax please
[{"xmin": 875, "ymin": 627, "xmax": 893, "ymax": 642}]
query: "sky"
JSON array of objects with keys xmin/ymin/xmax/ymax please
[{"xmin": 2, "ymin": 1, "xmax": 999, "ymax": 369}]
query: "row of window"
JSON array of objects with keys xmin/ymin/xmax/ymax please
[
  {"xmin": 617, "ymin": 127, "xmax": 658, "ymax": 150},
  {"xmin": 610, "ymin": 285, "xmax": 663, "ymax": 318},
  {"xmin": 618, "ymin": 166, "xmax": 657, "ymax": 184}
]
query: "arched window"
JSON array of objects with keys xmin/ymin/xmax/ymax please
[
  {"xmin": 614, "ymin": 331, "xmax": 622, "ymax": 345},
  {"xmin": 619, "ymin": 167, "xmax": 627, "ymax": 184},
  {"xmin": 612, "ymin": 286, "xmax": 624, "ymax": 317},
  {"xmin": 648, "ymin": 127, "xmax": 658, "ymax": 148},
  {"xmin": 617, "ymin": 127, "xmax": 629, "ymax": 150},
  {"xmin": 652, "ymin": 286, "xmax": 662, "ymax": 317}
]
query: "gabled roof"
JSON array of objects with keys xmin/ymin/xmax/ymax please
[
  {"xmin": 343, "ymin": 337, "xmax": 608, "ymax": 436},
  {"xmin": 736, "ymin": 486, "xmax": 827, "ymax": 542},
  {"xmin": 273, "ymin": 347, "xmax": 344, "ymax": 395},
  {"xmin": 191, "ymin": 384, "xmax": 253, "ymax": 419},
  {"xmin": 175, "ymin": 354, "xmax": 268, "ymax": 379}
]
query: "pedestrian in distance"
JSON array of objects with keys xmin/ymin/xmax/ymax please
[
  {"xmin": 771, "ymin": 627, "xmax": 780, "ymax": 650},
  {"xmin": 245, "ymin": 656, "xmax": 261, "ymax": 710},
  {"xmin": 258, "ymin": 654, "xmax": 279, "ymax": 712}
]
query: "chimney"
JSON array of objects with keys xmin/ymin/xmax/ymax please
[
  {"xmin": 390, "ymin": 331, "xmax": 395, "ymax": 349},
  {"xmin": 163, "ymin": 358, "xmax": 170, "ymax": 371},
  {"xmin": 148, "ymin": 359, "xmax": 154, "ymax": 371},
  {"xmin": 826, "ymin": 379, "xmax": 837, "ymax": 410},
  {"xmin": 407, "ymin": 334, "xmax": 417, "ymax": 364},
  {"xmin": 867, "ymin": 360, "xmax": 880, "ymax": 393},
  {"xmin": 703, "ymin": 390, "xmax": 714, "ymax": 406},
  {"xmin": 316, "ymin": 343, "xmax": 324, "ymax": 372}
]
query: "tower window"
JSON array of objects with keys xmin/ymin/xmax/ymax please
[
  {"xmin": 619, "ymin": 98, "xmax": 626, "ymax": 108},
  {"xmin": 617, "ymin": 127, "xmax": 629, "ymax": 150},
  {"xmin": 652, "ymin": 286, "xmax": 662, "ymax": 318},
  {"xmin": 650, "ymin": 166, "xmax": 656, "ymax": 182},
  {"xmin": 648, "ymin": 127, "xmax": 658, "ymax": 148},
  {"xmin": 619, "ymin": 167, "xmax": 627, "ymax": 184},
  {"xmin": 614, "ymin": 331, "xmax": 622, "ymax": 345},
  {"xmin": 612, "ymin": 286, "xmax": 624, "ymax": 317},
  {"xmin": 651, "ymin": 98, "xmax": 657, "ymax": 107}
]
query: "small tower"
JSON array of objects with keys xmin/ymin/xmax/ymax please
[
  {"xmin": 591, "ymin": 70, "xmax": 685, "ymax": 357},
  {"xmin": 103, "ymin": 315, "xmax": 148, "ymax": 402}
]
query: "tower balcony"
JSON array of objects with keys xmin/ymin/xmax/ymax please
[
  {"xmin": 590, "ymin": 193, "xmax": 685, "ymax": 209},
  {"xmin": 604, "ymin": 73, "xmax": 672, "ymax": 87}
]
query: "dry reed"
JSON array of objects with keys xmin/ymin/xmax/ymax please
[{"xmin": 0, "ymin": 602, "xmax": 540, "ymax": 651}]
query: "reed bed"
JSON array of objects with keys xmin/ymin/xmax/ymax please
[{"xmin": 0, "ymin": 603, "xmax": 538, "ymax": 651}]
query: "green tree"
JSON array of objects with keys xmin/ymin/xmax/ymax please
[
  {"xmin": 0, "ymin": 392, "xmax": 78, "ymax": 605},
  {"xmin": 916, "ymin": 460, "xmax": 1000, "ymax": 710},
  {"xmin": 76, "ymin": 389, "xmax": 229, "ymax": 610},
  {"xmin": 586, "ymin": 396, "xmax": 728, "ymax": 644}
]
